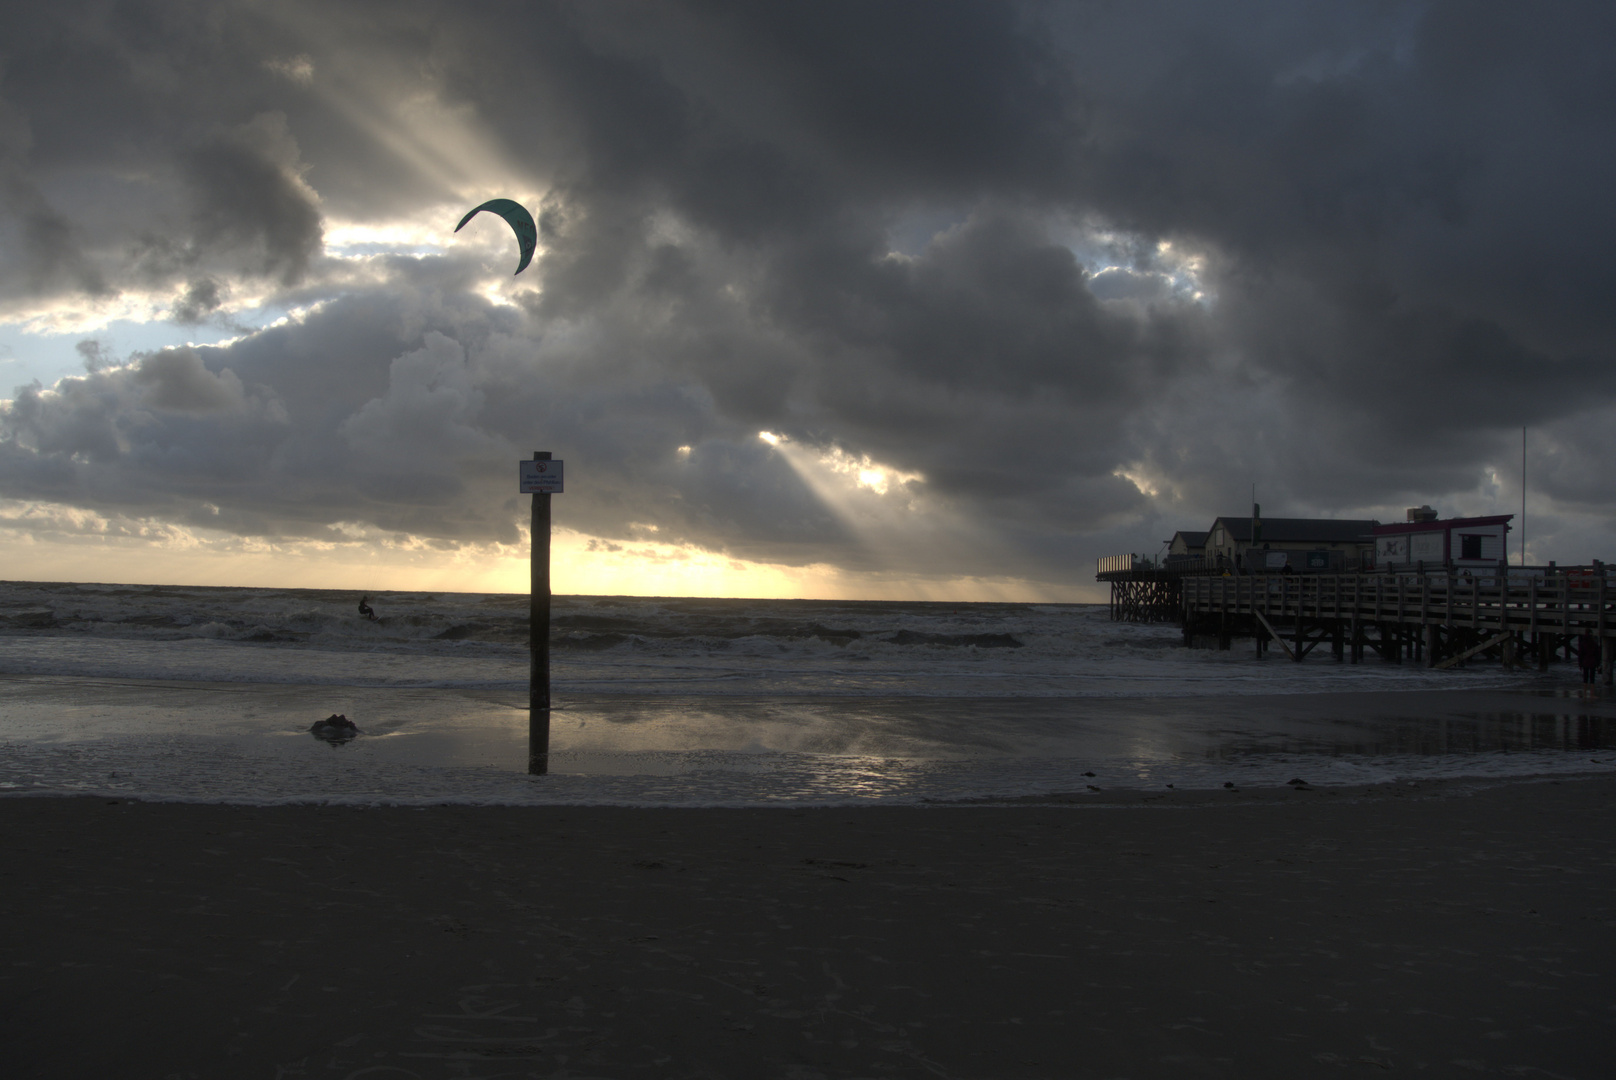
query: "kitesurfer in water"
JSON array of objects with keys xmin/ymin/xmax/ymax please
[{"xmin": 358, "ymin": 596, "xmax": 378, "ymax": 622}]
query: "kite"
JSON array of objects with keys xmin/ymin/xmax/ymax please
[{"xmin": 454, "ymin": 198, "xmax": 537, "ymax": 275}]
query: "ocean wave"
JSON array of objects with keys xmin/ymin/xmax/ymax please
[{"xmin": 0, "ymin": 579, "xmax": 1584, "ymax": 701}]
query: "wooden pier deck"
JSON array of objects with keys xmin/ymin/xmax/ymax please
[{"xmin": 1180, "ymin": 571, "xmax": 1614, "ymax": 680}]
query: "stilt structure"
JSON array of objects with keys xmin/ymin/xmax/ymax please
[{"xmin": 1171, "ymin": 568, "xmax": 1613, "ymax": 676}]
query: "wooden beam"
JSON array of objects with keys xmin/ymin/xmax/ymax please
[
  {"xmin": 1432, "ymin": 630, "xmax": 1512, "ymax": 671},
  {"xmin": 1251, "ymin": 610, "xmax": 1297, "ymax": 661}
]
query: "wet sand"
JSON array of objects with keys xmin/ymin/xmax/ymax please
[{"xmin": 3, "ymin": 777, "xmax": 1613, "ymax": 1078}]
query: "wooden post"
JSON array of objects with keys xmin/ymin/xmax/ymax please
[
  {"xmin": 1561, "ymin": 570, "xmax": 1570, "ymax": 639},
  {"xmin": 1600, "ymin": 573, "xmax": 1611, "ymax": 686},
  {"xmin": 1445, "ymin": 570, "xmax": 1456, "ymax": 654},
  {"xmin": 1292, "ymin": 587, "xmax": 1304, "ymax": 661},
  {"xmin": 530, "ymin": 450, "xmax": 552, "ymax": 775},
  {"xmin": 1530, "ymin": 576, "xmax": 1544, "ymax": 670}
]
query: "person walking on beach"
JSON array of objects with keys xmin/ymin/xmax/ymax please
[{"xmin": 1578, "ymin": 632, "xmax": 1599, "ymax": 686}]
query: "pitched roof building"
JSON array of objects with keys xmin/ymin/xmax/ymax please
[
  {"xmin": 1204, "ymin": 515, "xmax": 1378, "ymax": 571},
  {"xmin": 1166, "ymin": 530, "xmax": 1209, "ymax": 555}
]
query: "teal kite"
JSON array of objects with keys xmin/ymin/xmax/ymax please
[{"xmin": 455, "ymin": 198, "xmax": 537, "ymax": 274}]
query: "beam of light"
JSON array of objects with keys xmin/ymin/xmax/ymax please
[
  {"xmin": 288, "ymin": 46, "xmax": 529, "ymax": 203},
  {"xmin": 755, "ymin": 430, "xmax": 1022, "ymax": 591},
  {"xmin": 256, "ymin": 23, "xmax": 550, "ymax": 290}
]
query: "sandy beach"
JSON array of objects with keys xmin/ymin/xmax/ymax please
[{"xmin": 3, "ymin": 776, "xmax": 1612, "ymax": 1079}]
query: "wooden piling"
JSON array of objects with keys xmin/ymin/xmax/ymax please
[{"xmin": 529, "ymin": 451, "xmax": 552, "ymax": 776}]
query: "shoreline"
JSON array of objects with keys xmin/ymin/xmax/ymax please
[
  {"xmin": 2, "ymin": 679, "xmax": 1612, "ymax": 809},
  {"xmin": 3, "ymin": 776, "xmax": 1612, "ymax": 1077},
  {"xmin": 6, "ymin": 766, "xmax": 1615, "ymax": 809}
]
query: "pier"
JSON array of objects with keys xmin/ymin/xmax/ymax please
[
  {"xmin": 1096, "ymin": 554, "xmax": 1208, "ymax": 623},
  {"xmin": 1175, "ymin": 570, "xmax": 1614, "ymax": 681}
]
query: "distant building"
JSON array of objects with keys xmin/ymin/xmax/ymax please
[
  {"xmin": 1164, "ymin": 530, "xmax": 1208, "ymax": 568},
  {"xmin": 1373, "ymin": 506, "xmax": 1511, "ymax": 570},
  {"xmin": 1203, "ymin": 515, "xmax": 1377, "ymax": 572},
  {"xmin": 1136, "ymin": 505, "xmax": 1514, "ymax": 577}
]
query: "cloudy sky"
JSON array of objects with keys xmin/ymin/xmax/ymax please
[{"xmin": 2, "ymin": 1, "xmax": 1612, "ymax": 600}]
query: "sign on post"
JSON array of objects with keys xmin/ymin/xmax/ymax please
[{"xmin": 519, "ymin": 459, "xmax": 564, "ymax": 493}]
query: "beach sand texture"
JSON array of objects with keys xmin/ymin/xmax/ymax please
[{"xmin": 3, "ymin": 778, "xmax": 1612, "ymax": 1078}]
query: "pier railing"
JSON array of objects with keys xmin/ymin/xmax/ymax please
[
  {"xmin": 1097, "ymin": 554, "xmax": 1213, "ymax": 579},
  {"xmin": 1096, "ymin": 554, "xmax": 1137, "ymax": 576},
  {"xmin": 1183, "ymin": 572, "xmax": 1614, "ymax": 639}
]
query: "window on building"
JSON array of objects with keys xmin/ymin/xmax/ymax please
[{"xmin": 1460, "ymin": 534, "xmax": 1482, "ymax": 560}]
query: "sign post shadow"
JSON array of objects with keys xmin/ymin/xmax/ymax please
[{"xmin": 520, "ymin": 451, "xmax": 563, "ymax": 774}]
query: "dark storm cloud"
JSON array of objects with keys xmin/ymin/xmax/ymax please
[
  {"xmin": 180, "ymin": 114, "xmax": 323, "ymax": 285},
  {"xmin": 0, "ymin": 271, "xmax": 850, "ymax": 559},
  {"xmin": 2, "ymin": 0, "xmax": 1614, "ymax": 583}
]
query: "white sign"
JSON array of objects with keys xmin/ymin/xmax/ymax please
[
  {"xmin": 519, "ymin": 459, "xmax": 564, "ymax": 493},
  {"xmin": 1265, "ymin": 551, "xmax": 1289, "ymax": 569},
  {"xmin": 1409, "ymin": 531, "xmax": 1443, "ymax": 563},
  {"xmin": 1377, "ymin": 533, "xmax": 1444, "ymax": 564}
]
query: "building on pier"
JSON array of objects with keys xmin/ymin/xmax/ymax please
[
  {"xmin": 1101, "ymin": 507, "xmax": 1523, "ymax": 627},
  {"xmin": 1372, "ymin": 506, "xmax": 1512, "ymax": 571},
  {"xmin": 1165, "ymin": 530, "xmax": 1208, "ymax": 569},
  {"xmin": 1202, "ymin": 515, "xmax": 1377, "ymax": 572}
]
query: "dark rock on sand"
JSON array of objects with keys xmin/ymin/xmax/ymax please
[{"xmin": 310, "ymin": 714, "xmax": 358, "ymax": 742}]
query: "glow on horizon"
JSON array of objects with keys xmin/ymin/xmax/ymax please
[{"xmin": 0, "ymin": 498, "xmax": 1100, "ymax": 602}]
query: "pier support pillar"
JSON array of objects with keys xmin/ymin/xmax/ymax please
[
  {"xmin": 1604, "ymin": 636, "xmax": 1613, "ymax": 687},
  {"xmin": 1425, "ymin": 624, "xmax": 1439, "ymax": 668}
]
